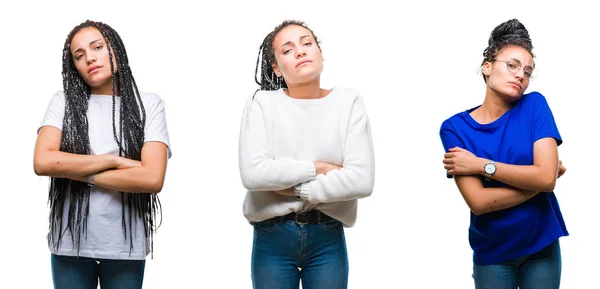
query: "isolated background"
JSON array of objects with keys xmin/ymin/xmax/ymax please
[{"xmin": 1, "ymin": 0, "xmax": 598, "ymax": 288}]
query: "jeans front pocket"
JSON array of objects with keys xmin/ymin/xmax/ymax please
[
  {"xmin": 321, "ymin": 218, "xmax": 342, "ymax": 232},
  {"xmin": 252, "ymin": 220, "xmax": 277, "ymax": 234}
]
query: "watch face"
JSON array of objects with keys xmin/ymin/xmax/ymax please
[{"xmin": 484, "ymin": 163, "xmax": 496, "ymax": 174}]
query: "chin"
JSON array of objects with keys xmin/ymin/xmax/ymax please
[{"xmin": 503, "ymin": 92, "xmax": 523, "ymax": 103}]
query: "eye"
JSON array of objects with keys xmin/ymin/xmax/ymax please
[
  {"xmin": 94, "ymin": 45, "xmax": 103, "ymax": 50},
  {"xmin": 303, "ymin": 42, "xmax": 312, "ymax": 46},
  {"xmin": 74, "ymin": 54, "xmax": 83, "ymax": 61},
  {"xmin": 283, "ymin": 49, "xmax": 291, "ymax": 55},
  {"xmin": 508, "ymin": 63, "xmax": 517, "ymax": 69}
]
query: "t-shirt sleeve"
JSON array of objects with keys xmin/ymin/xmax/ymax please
[
  {"xmin": 440, "ymin": 119, "xmax": 466, "ymax": 179},
  {"xmin": 531, "ymin": 93, "xmax": 562, "ymax": 146},
  {"xmin": 144, "ymin": 94, "xmax": 172, "ymax": 158},
  {"xmin": 38, "ymin": 91, "xmax": 65, "ymax": 133}
]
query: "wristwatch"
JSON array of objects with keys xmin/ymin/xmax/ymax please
[
  {"xmin": 293, "ymin": 184, "xmax": 302, "ymax": 200},
  {"xmin": 484, "ymin": 161, "xmax": 496, "ymax": 180}
]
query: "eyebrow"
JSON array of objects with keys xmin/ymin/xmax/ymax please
[
  {"xmin": 72, "ymin": 39, "xmax": 104, "ymax": 54},
  {"xmin": 509, "ymin": 57, "xmax": 534, "ymax": 68},
  {"xmin": 281, "ymin": 35, "xmax": 313, "ymax": 48}
]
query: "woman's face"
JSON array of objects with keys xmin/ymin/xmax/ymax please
[
  {"xmin": 483, "ymin": 45, "xmax": 534, "ymax": 101},
  {"xmin": 271, "ymin": 25, "xmax": 324, "ymax": 86},
  {"xmin": 70, "ymin": 27, "xmax": 117, "ymax": 93}
]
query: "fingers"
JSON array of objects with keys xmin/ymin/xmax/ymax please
[
  {"xmin": 449, "ymin": 147, "xmax": 463, "ymax": 152},
  {"xmin": 442, "ymin": 158, "xmax": 453, "ymax": 164}
]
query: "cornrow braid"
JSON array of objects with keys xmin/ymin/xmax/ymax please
[
  {"xmin": 480, "ymin": 18, "xmax": 534, "ymax": 82},
  {"xmin": 49, "ymin": 20, "xmax": 161, "ymax": 258},
  {"xmin": 254, "ymin": 20, "xmax": 320, "ymax": 91}
]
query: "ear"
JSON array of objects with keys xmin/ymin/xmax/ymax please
[
  {"xmin": 272, "ymin": 63, "xmax": 282, "ymax": 77},
  {"xmin": 482, "ymin": 61, "xmax": 492, "ymax": 77}
]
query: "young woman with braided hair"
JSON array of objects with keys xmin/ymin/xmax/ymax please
[
  {"xmin": 439, "ymin": 19, "xmax": 568, "ymax": 288},
  {"xmin": 34, "ymin": 20, "xmax": 171, "ymax": 289},
  {"xmin": 238, "ymin": 20, "xmax": 375, "ymax": 289}
]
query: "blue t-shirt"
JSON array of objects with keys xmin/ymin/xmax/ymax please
[{"xmin": 439, "ymin": 91, "xmax": 568, "ymax": 265}]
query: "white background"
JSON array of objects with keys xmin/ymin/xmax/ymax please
[{"xmin": 1, "ymin": 0, "xmax": 598, "ymax": 288}]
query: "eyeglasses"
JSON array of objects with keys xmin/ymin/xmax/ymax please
[{"xmin": 493, "ymin": 58, "xmax": 536, "ymax": 80}]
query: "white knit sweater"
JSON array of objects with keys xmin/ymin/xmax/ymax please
[{"xmin": 238, "ymin": 87, "xmax": 375, "ymax": 227}]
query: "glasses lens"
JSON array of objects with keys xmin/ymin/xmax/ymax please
[{"xmin": 505, "ymin": 59, "xmax": 521, "ymax": 74}]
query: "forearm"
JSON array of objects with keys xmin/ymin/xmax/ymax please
[
  {"xmin": 480, "ymin": 158, "xmax": 557, "ymax": 192},
  {"xmin": 300, "ymin": 164, "xmax": 374, "ymax": 204},
  {"xmin": 240, "ymin": 157, "xmax": 316, "ymax": 191},
  {"xmin": 455, "ymin": 175, "xmax": 539, "ymax": 215},
  {"xmin": 84, "ymin": 167, "xmax": 165, "ymax": 193},
  {"xmin": 34, "ymin": 150, "xmax": 117, "ymax": 178},
  {"xmin": 475, "ymin": 186, "xmax": 539, "ymax": 215}
]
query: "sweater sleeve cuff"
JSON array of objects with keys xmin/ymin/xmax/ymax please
[
  {"xmin": 299, "ymin": 181, "xmax": 312, "ymax": 201},
  {"xmin": 306, "ymin": 162, "xmax": 316, "ymax": 180}
]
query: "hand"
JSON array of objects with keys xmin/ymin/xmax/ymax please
[
  {"xmin": 275, "ymin": 188, "xmax": 295, "ymax": 197},
  {"xmin": 557, "ymin": 160, "xmax": 566, "ymax": 179},
  {"xmin": 314, "ymin": 162, "xmax": 342, "ymax": 175},
  {"xmin": 115, "ymin": 156, "xmax": 142, "ymax": 170},
  {"xmin": 443, "ymin": 147, "xmax": 485, "ymax": 175}
]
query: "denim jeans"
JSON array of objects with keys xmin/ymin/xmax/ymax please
[
  {"xmin": 472, "ymin": 240, "xmax": 561, "ymax": 289},
  {"xmin": 51, "ymin": 254, "xmax": 145, "ymax": 289},
  {"xmin": 251, "ymin": 217, "xmax": 349, "ymax": 289}
]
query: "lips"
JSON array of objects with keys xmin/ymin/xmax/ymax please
[
  {"xmin": 295, "ymin": 60, "xmax": 312, "ymax": 68},
  {"xmin": 88, "ymin": 65, "xmax": 102, "ymax": 74},
  {"xmin": 508, "ymin": 81, "xmax": 522, "ymax": 90}
]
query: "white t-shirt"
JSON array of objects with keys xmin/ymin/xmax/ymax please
[{"xmin": 39, "ymin": 91, "xmax": 171, "ymax": 260}]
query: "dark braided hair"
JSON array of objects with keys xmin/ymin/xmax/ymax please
[
  {"xmin": 49, "ymin": 20, "xmax": 161, "ymax": 257},
  {"xmin": 480, "ymin": 18, "xmax": 534, "ymax": 82},
  {"xmin": 254, "ymin": 20, "xmax": 321, "ymax": 91}
]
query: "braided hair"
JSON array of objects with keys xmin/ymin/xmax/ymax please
[
  {"xmin": 254, "ymin": 20, "xmax": 321, "ymax": 91},
  {"xmin": 480, "ymin": 18, "xmax": 534, "ymax": 82},
  {"xmin": 49, "ymin": 20, "xmax": 161, "ymax": 257}
]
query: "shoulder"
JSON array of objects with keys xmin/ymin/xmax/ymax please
[
  {"xmin": 440, "ymin": 110, "xmax": 468, "ymax": 132},
  {"xmin": 243, "ymin": 89, "xmax": 282, "ymax": 112},
  {"xmin": 329, "ymin": 87, "xmax": 367, "ymax": 111},
  {"xmin": 138, "ymin": 91, "xmax": 164, "ymax": 106},
  {"xmin": 333, "ymin": 87, "xmax": 362, "ymax": 101},
  {"xmin": 252, "ymin": 89, "xmax": 280, "ymax": 102},
  {"xmin": 50, "ymin": 90, "xmax": 66, "ymax": 102},
  {"xmin": 518, "ymin": 91, "xmax": 553, "ymax": 112}
]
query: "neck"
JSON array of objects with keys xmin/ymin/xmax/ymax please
[
  {"xmin": 91, "ymin": 79, "xmax": 119, "ymax": 96},
  {"xmin": 284, "ymin": 79, "xmax": 324, "ymax": 99},
  {"xmin": 475, "ymin": 85, "xmax": 515, "ymax": 123}
]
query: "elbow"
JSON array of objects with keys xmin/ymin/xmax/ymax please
[
  {"xmin": 146, "ymin": 177, "xmax": 165, "ymax": 194},
  {"xmin": 540, "ymin": 178, "xmax": 556, "ymax": 193},
  {"xmin": 354, "ymin": 182, "xmax": 374, "ymax": 199},
  {"xmin": 33, "ymin": 158, "xmax": 51, "ymax": 176},
  {"xmin": 467, "ymin": 197, "xmax": 490, "ymax": 216},
  {"xmin": 470, "ymin": 203, "xmax": 489, "ymax": 216},
  {"xmin": 241, "ymin": 177, "xmax": 256, "ymax": 191},
  {"xmin": 240, "ymin": 169, "xmax": 263, "ymax": 191},
  {"xmin": 469, "ymin": 202, "xmax": 484, "ymax": 215},
  {"xmin": 33, "ymin": 163, "xmax": 45, "ymax": 176}
]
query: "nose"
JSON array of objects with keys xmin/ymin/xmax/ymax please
[
  {"xmin": 513, "ymin": 67, "xmax": 526, "ymax": 81},
  {"xmin": 86, "ymin": 52, "xmax": 96, "ymax": 65},
  {"xmin": 296, "ymin": 47, "xmax": 306, "ymax": 59}
]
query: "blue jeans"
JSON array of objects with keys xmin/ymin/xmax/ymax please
[
  {"xmin": 251, "ymin": 217, "xmax": 349, "ymax": 289},
  {"xmin": 473, "ymin": 240, "xmax": 561, "ymax": 289},
  {"xmin": 51, "ymin": 254, "xmax": 145, "ymax": 289}
]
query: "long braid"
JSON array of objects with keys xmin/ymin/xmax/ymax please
[
  {"xmin": 254, "ymin": 20, "xmax": 320, "ymax": 91},
  {"xmin": 49, "ymin": 20, "xmax": 161, "ymax": 258}
]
